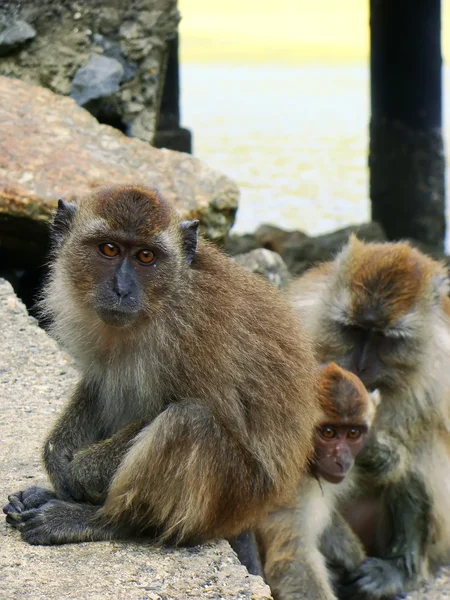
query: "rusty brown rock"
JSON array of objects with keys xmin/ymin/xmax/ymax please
[{"xmin": 0, "ymin": 76, "xmax": 239, "ymax": 267}]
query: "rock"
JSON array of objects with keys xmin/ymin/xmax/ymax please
[
  {"xmin": 0, "ymin": 19, "xmax": 36, "ymax": 56},
  {"xmin": 282, "ymin": 222, "xmax": 386, "ymax": 275},
  {"xmin": 70, "ymin": 55, "xmax": 124, "ymax": 105},
  {"xmin": 0, "ymin": 76, "xmax": 239, "ymax": 273},
  {"xmin": 0, "ymin": 0, "xmax": 180, "ymax": 143},
  {"xmin": 233, "ymin": 249, "xmax": 290, "ymax": 290},
  {"xmin": 225, "ymin": 233, "xmax": 260, "ymax": 256},
  {"xmin": 230, "ymin": 222, "xmax": 386, "ymax": 276},
  {"xmin": 0, "ymin": 279, "xmax": 272, "ymax": 600}
]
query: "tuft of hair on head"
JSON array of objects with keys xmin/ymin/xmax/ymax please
[
  {"xmin": 318, "ymin": 362, "xmax": 373, "ymax": 423},
  {"xmin": 333, "ymin": 236, "xmax": 450, "ymax": 322}
]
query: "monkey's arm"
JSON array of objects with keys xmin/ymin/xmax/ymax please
[
  {"xmin": 320, "ymin": 510, "xmax": 366, "ymax": 574},
  {"xmin": 356, "ymin": 432, "xmax": 410, "ymax": 484},
  {"xmin": 42, "ymin": 381, "xmax": 101, "ymax": 500},
  {"xmin": 4, "ymin": 418, "xmax": 146, "ymax": 519},
  {"xmin": 67, "ymin": 419, "xmax": 147, "ymax": 503},
  {"xmin": 341, "ymin": 475, "xmax": 430, "ymax": 599}
]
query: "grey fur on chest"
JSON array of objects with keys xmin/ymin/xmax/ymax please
[{"xmin": 88, "ymin": 355, "xmax": 164, "ymax": 435}]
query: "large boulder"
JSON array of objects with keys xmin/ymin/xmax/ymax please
[
  {"xmin": 0, "ymin": 76, "xmax": 239, "ymax": 274},
  {"xmin": 0, "ymin": 278, "xmax": 272, "ymax": 600},
  {"xmin": 0, "ymin": 0, "xmax": 180, "ymax": 143}
]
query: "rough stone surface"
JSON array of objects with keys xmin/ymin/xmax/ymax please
[
  {"xmin": 0, "ymin": 19, "xmax": 36, "ymax": 56},
  {"xmin": 0, "ymin": 0, "xmax": 180, "ymax": 142},
  {"xmin": 0, "ymin": 278, "xmax": 272, "ymax": 600},
  {"xmin": 69, "ymin": 54, "xmax": 124, "ymax": 105},
  {"xmin": 227, "ymin": 222, "xmax": 386, "ymax": 277},
  {"xmin": 233, "ymin": 249, "xmax": 290, "ymax": 290},
  {"xmin": 0, "ymin": 76, "xmax": 239, "ymax": 268}
]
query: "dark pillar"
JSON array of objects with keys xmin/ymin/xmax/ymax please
[
  {"xmin": 370, "ymin": 0, "xmax": 445, "ymax": 252},
  {"xmin": 153, "ymin": 35, "xmax": 193, "ymax": 154}
]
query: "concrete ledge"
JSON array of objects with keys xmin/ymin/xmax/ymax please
[{"xmin": 0, "ymin": 279, "xmax": 271, "ymax": 600}]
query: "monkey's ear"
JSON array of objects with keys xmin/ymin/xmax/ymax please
[
  {"xmin": 370, "ymin": 389, "xmax": 381, "ymax": 407},
  {"xmin": 51, "ymin": 199, "xmax": 78, "ymax": 248},
  {"xmin": 180, "ymin": 220, "xmax": 199, "ymax": 264},
  {"xmin": 432, "ymin": 272, "xmax": 450, "ymax": 303}
]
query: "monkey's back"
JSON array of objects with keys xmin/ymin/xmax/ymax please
[{"xmin": 173, "ymin": 241, "xmax": 320, "ymax": 503}]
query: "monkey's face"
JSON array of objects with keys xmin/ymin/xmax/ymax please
[
  {"xmin": 314, "ymin": 422, "xmax": 367, "ymax": 484},
  {"xmin": 51, "ymin": 186, "xmax": 199, "ymax": 329},
  {"xmin": 314, "ymin": 238, "xmax": 447, "ymax": 393}
]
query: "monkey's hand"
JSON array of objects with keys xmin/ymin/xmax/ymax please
[
  {"xmin": 357, "ymin": 433, "xmax": 409, "ymax": 482},
  {"xmin": 44, "ymin": 440, "xmax": 89, "ymax": 502},
  {"xmin": 340, "ymin": 557, "xmax": 405, "ymax": 599},
  {"xmin": 3, "ymin": 486, "xmax": 56, "ymax": 526}
]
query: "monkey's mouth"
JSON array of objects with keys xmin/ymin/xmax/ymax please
[
  {"xmin": 321, "ymin": 471, "xmax": 346, "ymax": 485},
  {"xmin": 96, "ymin": 307, "xmax": 139, "ymax": 327}
]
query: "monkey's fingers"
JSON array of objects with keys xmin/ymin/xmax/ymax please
[
  {"xmin": 20, "ymin": 486, "xmax": 57, "ymax": 509},
  {"xmin": 343, "ymin": 557, "xmax": 405, "ymax": 599},
  {"xmin": 4, "ymin": 486, "xmax": 56, "ymax": 514},
  {"xmin": 3, "ymin": 490, "xmax": 26, "ymax": 517}
]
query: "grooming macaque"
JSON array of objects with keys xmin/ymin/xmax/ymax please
[
  {"xmin": 258, "ymin": 362, "xmax": 380, "ymax": 600},
  {"xmin": 288, "ymin": 236, "xmax": 450, "ymax": 598},
  {"xmin": 3, "ymin": 185, "xmax": 320, "ymax": 547}
]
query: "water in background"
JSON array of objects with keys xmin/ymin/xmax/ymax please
[{"xmin": 181, "ymin": 64, "xmax": 450, "ymax": 244}]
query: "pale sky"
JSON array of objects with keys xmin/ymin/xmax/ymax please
[{"xmin": 178, "ymin": 0, "xmax": 449, "ymax": 64}]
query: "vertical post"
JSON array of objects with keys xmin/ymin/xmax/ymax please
[
  {"xmin": 154, "ymin": 35, "xmax": 193, "ymax": 154},
  {"xmin": 370, "ymin": 0, "xmax": 445, "ymax": 252}
]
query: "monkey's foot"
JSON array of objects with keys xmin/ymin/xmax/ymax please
[
  {"xmin": 341, "ymin": 557, "xmax": 405, "ymax": 599},
  {"xmin": 4, "ymin": 499, "xmax": 111, "ymax": 545},
  {"xmin": 3, "ymin": 486, "xmax": 56, "ymax": 525}
]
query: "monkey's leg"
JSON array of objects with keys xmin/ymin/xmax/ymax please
[
  {"xmin": 6, "ymin": 499, "xmax": 119, "ymax": 546},
  {"xmin": 228, "ymin": 530, "xmax": 264, "ymax": 576},
  {"xmin": 343, "ymin": 476, "xmax": 430, "ymax": 599},
  {"xmin": 97, "ymin": 401, "xmax": 279, "ymax": 545}
]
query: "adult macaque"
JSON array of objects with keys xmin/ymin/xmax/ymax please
[
  {"xmin": 288, "ymin": 236, "xmax": 450, "ymax": 598},
  {"xmin": 258, "ymin": 362, "xmax": 382, "ymax": 600},
  {"xmin": 4, "ymin": 185, "xmax": 319, "ymax": 546}
]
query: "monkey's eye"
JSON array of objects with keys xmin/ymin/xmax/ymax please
[
  {"xmin": 136, "ymin": 249, "xmax": 155, "ymax": 264},
  {"xmin": 347, "ymin": 428, "xmax": 362, "ymax": 440},
  {"xmin": 99, "ymin": 243, "xmax": 120, "ymax": 258},
  {"xmin": 320, "ymin": 427, "xmax": 337, "ymax": 440}
]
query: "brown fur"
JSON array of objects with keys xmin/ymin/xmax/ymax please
[
  {"xmin": 258, "ymin": 363, "xmax": 376, "ymax": 600},
  {"xmin": 288, "ymin": 237, "xmax": 450, "ymax": 596},
  {"xmin": 318, "ymin": 362, "xmax": 373, "ymax": 423},
  {"xmin": 4, "ymin": 185, "xmax": 320, "ymax": 547}
]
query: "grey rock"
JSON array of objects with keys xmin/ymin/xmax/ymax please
[
  {"xmin": 282, "ymin": 221, "xmax": 386, "ymax": 275},
  {"xmin": 0, "ymin": 0, "xmax": 180, "ymax": 143},
  {"xmin": 226, "ymin": 233, "xmax": 260, "ymax": 256},
  {"xmin": 70, "ymin": 54, "xmax": 124, "ymax": 105},
  {"xmin": 0, "ymin": 278, "xmax": 272, "ymax": 600},
  {"xmin": 234, "ymin": 249, "xmax": 290, "ymax": 290},
  {"xmin": 0, "ymin": 19, "xmax": 36, "ymax": 56}
]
